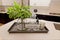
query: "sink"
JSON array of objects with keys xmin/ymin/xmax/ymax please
[{"xmin": 54, "ymin": 23, "xmax": 60, "ymax": 30}]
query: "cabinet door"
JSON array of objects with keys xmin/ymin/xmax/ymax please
[
  {"xmin": 2, "ymin": 0, "xmax": 21, "ymax": 6},
  {"xmin": 0, "ymin": 0, "xmax": 2, "ymax": 5},
  {"xmin": 23, "ymin": 0, "xmax": 29, "ymax": 6},
  {"xmin": 30, "ymin": 0, "xmax": 51, "ymax": 6},
  {"xmin": 0, "ymin": 6, "xmax": 5, "ymax": 12}
]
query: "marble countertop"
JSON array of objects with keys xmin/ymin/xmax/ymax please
[
  {"xmin": 0, "ymin": 12, "xmax": 7, "ymax": 13},
  {"xmin": 0, "ymin": 19, "xmax": 60, "ymax": 40},
  {"xmin": 36, "ymin": 13, "xmax": 60, "ymax": 17},
  {"xmin": 0, "ymin": 12, "xmax": 60, "ymax": 17}
]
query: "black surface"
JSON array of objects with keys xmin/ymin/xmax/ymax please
[
  {"xmin": 8, "ymin": 22, "xmax": 49, "ymax": 33},
  {"xmin": 0, "ymin": 13, "xmax": 13, "ymax": 24},
  {"xmin": 36, "ymin": 14, "xmax": 60, "ymax": 22}
]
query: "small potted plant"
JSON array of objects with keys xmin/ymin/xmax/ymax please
[{"xmin": 7, "ymin": 1, "xmax": 32, "ymax": 30}]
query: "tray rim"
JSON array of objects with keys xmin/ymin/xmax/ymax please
[{"xmin": 8, "ymin": 22, "xmax": 49, "ymax": 33}]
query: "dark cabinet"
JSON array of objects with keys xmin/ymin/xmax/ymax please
[
  {"xmin": 36, "ymin": 14, "xmax": 60, "ymax": 22},
  {"xmin": 0, "ymin": 13, "xmax": 13, "ymax": 24}
]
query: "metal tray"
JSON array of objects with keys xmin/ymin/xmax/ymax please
[{"xmin": 8, "ymin": 22, "xmax": 49, "ymax": 33}]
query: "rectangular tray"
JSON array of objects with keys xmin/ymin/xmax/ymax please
[{"xmin": 8, "ymin": 22, "xmax": 49, "ymax": 33}]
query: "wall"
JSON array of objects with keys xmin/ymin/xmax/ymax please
[
  {"xmin": 2, "ymin": 0, "xmax": 22, "ymax": 6},
  {"xmin": 30, "ymin": 0, "xmax": 51, "ymax": 14},
  {"xmin": 0, "ymin": 0, "xmax": 22, "ymax": 13},
  {"xmin": 0, "ymin": 0, "xmax": 60, "ymax": 14},
  {"xmin": 0, "ymin": 0, "xmax": 5, "ymax": 13},
  {"xmin": 49, "ymin": 0, "xmax": 60, "ymax": 13},
  {"xmin": 30, "ymin": 0, "xmax": 60, "ymax": 14},
  {"xmin": 0, "ymin": 0, "xmax": 2, "ymax": 5},
  {"xmin": 30, "ymin": 6, "xmax": 49, "ymax": 14},
  {"xmin": 23, "ymin": 0, "xmax": 29, "ymax": 6}
]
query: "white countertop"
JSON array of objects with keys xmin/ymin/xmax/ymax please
[
  {"xmin": 36, "ymin": 13, "xmax": 60, "ymax": 17},
  {"xmin": 0, "ymin": 19, "xmax": 60, "ymax": 40}
]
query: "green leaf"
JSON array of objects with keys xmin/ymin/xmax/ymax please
[{"xmin": 7, "ymin": 1, "xmax": 32, "ymax": 19}]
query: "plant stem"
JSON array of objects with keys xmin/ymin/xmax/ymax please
[{"xmin": 21, "ymin": 19, "xmax": 25, "ymax": 30}]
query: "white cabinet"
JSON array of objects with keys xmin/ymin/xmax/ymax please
[
  {"xmin": 23, "ymin": 0, "xmax": 29, "ymax": 6},
  {"xmin": 30, "ymin": 0, "xmax": 51, "ymax": 6},
  {"xmin": 49, "ymin": 0, "xmax": 60, "ymax": 13},
  {"xmin": 2, "ymin": 0, "xmax": 14, "ymax": 6},
  {"xmin": 30, "ymin": 0, "xmax": 51, "ymax": 13},
  {"xmin": 0, "ymin": 0, "xmax": 22, "ymax": 13},
  {"xmin": 2, "ymin": 0, "xmax": 21, "ymax": 6},
  {"xmin": 0, "ymin": 0, "xmax": 2, "ymax": 5}
]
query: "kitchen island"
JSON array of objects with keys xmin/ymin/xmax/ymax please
[{"xmin": 0, "ymin": 19, "xmax": 60, "ymax": 40}]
